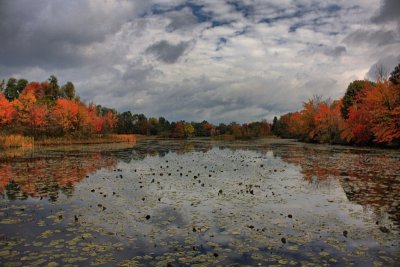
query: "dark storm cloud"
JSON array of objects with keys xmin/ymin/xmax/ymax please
[
  {"xmin": 123, "ymin": 64, "xmax": 156, "ymax": 83},
  {"xmin": 343, "ymin": 29, "xmax": 399, "ymax": 46},
  {"xmin": 0, "ymin": 0, "xmax": 139, "ymax": 69},
  {"xmin": 146, "ymin": 40, "xmax": 191, "ymax": 64},
  {"xmin": 147, "ymin": 76, "xmax": 310, "ymax": 123},
  {"xmin": 372, "ymin": 0, "xmax": 400, "ymax": 26},
  {"xmin": 298, "ymin": 44, "xmax": 347, "ymax": 58},
  {"xmin": 324, "ymin": 46, "xmax": 347, "ymax": 57}
]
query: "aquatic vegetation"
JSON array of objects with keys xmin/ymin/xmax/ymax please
[{"xmin": 0, "ymin": 139, "xmax": 399, "ymax": 266}]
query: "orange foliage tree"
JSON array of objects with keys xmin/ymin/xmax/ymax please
[
  {"xmin": 276, "ymin": 71, "xmax": 400, "ymax": 146},
  {"xmin": 87, "ymin": 104, "xmax": 104, "ymax": 133},
  {"xmin": 102, "ymin": 111, "xmax": 118, "ymax": 134},
  {"xmin": 301, "ymin": 97, "xmax": 321, "ymax": 141},
  {"xmin": 340, "ymin": 105, "xmax": 374, "ymax": 145},
  {"xmin": 314, "ymin": 100, "xmax": 343, "ymax": 143},
  {"xmin": 12, "ymin": 89, "xmax": 46, "ymax": 136},
  {"xmin": 1, "ymin": 79, "xmax": 119, "ymax": 138},
  {"xmin": 362, "ymin": 81, "xmax": 400, "ymax": 143},
  {"xmin": 0, "ymin": 93, "xmax": 16, "ymax": 127},
  {"xmin": 51, "ymin": 99, "xmax": 80, "ymax": 135}
]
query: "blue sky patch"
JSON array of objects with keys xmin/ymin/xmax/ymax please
[
  {"xmin": 151, "ymin": 2, "xmax": 212, "ymax": 23},
  {"xmin": 226, "ymin": 0, "xmax": 254, "ymax": 18}
]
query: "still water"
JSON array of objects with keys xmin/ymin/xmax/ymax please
[{"xmin": 0, "ymin": 138, "xmax": 399, "ymax": 266}]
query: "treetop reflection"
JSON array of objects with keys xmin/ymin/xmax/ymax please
[
  {"xmin": 0, "ymin": 152, "xmax": 117, "ymax": 201},
  {"xmin": 1, "ymin": 139, "xmax": 399, "ymax": 228}
]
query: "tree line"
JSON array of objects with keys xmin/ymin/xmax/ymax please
[
  {"xmin": 271, "ymin": 63, "xmax": 400, "ymax": 147},
  {"xmin": 116, "ymin": 112, "xmax": 271, "ymax": 139},
  {"xmin": 1, "ymin": 63, "xmax": 399, "ymax": 145},
  {"xmin": 0, "ymin": 76, "xmax": 118, "ymax": 138},
  {"xmin": 0, "ymin": 75, "xmax": 272, "ymax": 139}
]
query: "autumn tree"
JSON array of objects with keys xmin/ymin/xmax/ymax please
[
  {"xmin": 192, "ymin": 120, "xmax": 214, "ymax": 137},
  {"xmin": 216, "ymin": 123, "xmax": 228, "ymax": 135},
  {"xmin": 313, "ymin": 100, "xmax": 343, "ymax": 143},
  {"xmin": 102, "ymin": 111, "xmax": 118, "ymax": 134},
  {"xmin": 0, "ymin": 93, "xmax": 16, "ymax": 127},
  {"xmin": 50, "ymin": 99, "xmax": 80, "ymax": 135},
  {"xmin": 286, "ymin": 112, "xmax": 305, "ymax": 139},
  {"xmin": 363, "ymin": 81, "xmax": 400, "ymax": 143},
  {"xmin": 87, "ymin": 104, "xmax": 103, "ymax": 134},
  {"xmin": 12, "ymin": 88, "xmax": 48, "ymax": 136},
  {"xmin": 300, "ymin": 96, "xmax": 323, "ymax": 141},
  {"xmin": 260, "ymin": 119, "xmax": 272, "ymax": 136},
  {"xmin": 171, "ymin": 121, "xmax": 185, "ymax": 138},
  {"xmin": 341, "ymin": 80, "xmax": 374, "ymax": 119},
  {"xmin": 202, "ymin": 121, "xmax": 215, "ymax": 136},
  {"xmin": 30, "ymin": 105, "xmax": 48, "ymax": 136},
  {"xmin": 0, "ymin": 76, "xmax": 123, "ymax": 138},
  {"xmin": 183, "ymin": 122, "xmax": 195, "ymax": 137},
  {"xmin": 229, "ymin": 122, "xmax": 243, "ymax": 139},
  {"xmin": 340, "ymin": 104, "xmax": 374, "ymax": 145},
  {"xmin": 22, "ymin": 82, "xmax": 47, "ymax": 101}
]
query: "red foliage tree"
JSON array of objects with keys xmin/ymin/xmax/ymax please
[
  {"xmin": 51, "ymin": 99, "xmax": 80, "ymax": 135},
  {"xmin": 22, "ymin": 82, "xmax": 48, "ymax": 100},
  {"xmin": 0, "ymin": 93, "xmax": 16, "ymax": 126},
  {"xmin": 102, "ymin": 111, "xmax": 118, "ymax": 133},
  {"xmin": 87, "ymin": 104, "xmax": 103, "ymax": 133},
  {"xmin": 340, "ymin": 105, "xmax": 374, "ymax": 144},
  {"xmin": 314, "ymin": 100, "xmax": 343, "ymax": 143},
  {"xmin": 363, "ymin": 81, "xmax": 400, "ymax": 143},
  {"xmin": 9, "ymin": 88, "xmax": 49, "ymax": 136}
]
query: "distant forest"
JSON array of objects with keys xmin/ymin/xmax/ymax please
[
  {"xmin": 0, "ymin": 75, "xmax": 270, "ymax": 139},
  {"xmin": 0, "ymin": 63, "xmax": 399, "ymax": 147}
]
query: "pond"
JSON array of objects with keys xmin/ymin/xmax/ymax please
[{"xmin": 0, "ymin": 138, "xmax": 399, "ymax": 266}]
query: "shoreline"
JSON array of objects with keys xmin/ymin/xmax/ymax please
[
  {"xmin": 0, "ymin": 134, "xmax": 136, "ymax": 149},
  {"xmin": 1, "ymin": 134, "xmax": 398, "ymax": 151}
]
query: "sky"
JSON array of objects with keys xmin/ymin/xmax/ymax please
[{"xmin": 0, "ymin": 0, "xmax": 399, "ymax": 123}]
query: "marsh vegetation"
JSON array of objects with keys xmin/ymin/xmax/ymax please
[{"xmin": 0, "ymin": 138, "xmax": 399, "ymax": 266}]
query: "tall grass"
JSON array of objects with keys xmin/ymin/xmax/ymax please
[
  {"xmin": 0, "ymin": 134, "xmax": 34, "ymax": 148},
  {"xmin": 35, "ymin": 134, "xmax": 136, "ymax": 146},
  {"xmin": 108, "ymin": 134, "xmax": 136, "ymax": 143},
  {"xmin": 0, "ymin": 134, "xmax": 136, "ymax": 148}
]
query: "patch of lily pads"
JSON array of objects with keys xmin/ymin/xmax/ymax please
[{"xmin": 0, "ymin": 139, "xmax": 399, "ymax": 266}]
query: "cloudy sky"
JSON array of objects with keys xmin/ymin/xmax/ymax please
[{"xmin": 0, "ymin": 0, "xmax": 399, "ymax": 123}]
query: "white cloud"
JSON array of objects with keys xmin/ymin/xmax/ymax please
[{"xmin": 0, "ymin": 0, "xmax": 398, "ymax": 123}]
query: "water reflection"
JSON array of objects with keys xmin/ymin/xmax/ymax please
[
  {"xmin": 0, "ymin": 139, "xmax": 399, "ymax": 266},
  {"xmin": 273, "ymin": 145, "xmax": 400, "ymax": 227},
  {"xmin": 0, "ymin": 151, "xmax": 117, "ymax": 201},
  {"xmin": 126, "ymin": 139, "xmax": 214, "ymax": 161},
  {"xmin": 1, "ymin": 139, "xmax": 399, "ymax": 228}
]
